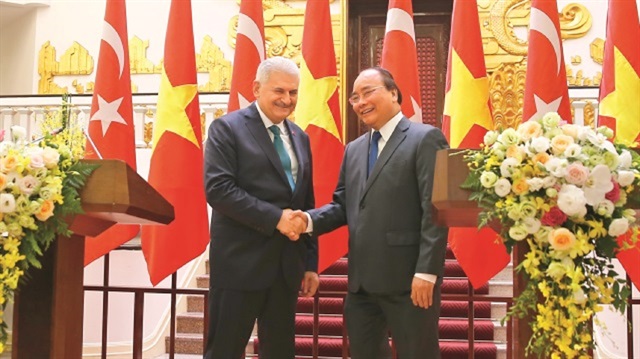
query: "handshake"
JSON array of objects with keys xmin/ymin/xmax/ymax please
[{"xmin": 276, "ymin": 209, "xmax": 309, "ymax": 241}]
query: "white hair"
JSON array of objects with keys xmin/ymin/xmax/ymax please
[{"xmin": 255, "ymin": 56, "xmax": 299, "ymax": 84}]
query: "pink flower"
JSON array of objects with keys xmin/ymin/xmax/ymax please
[
  {"xmin": 541, "ymin": 206, "xmax": 567, "ymax": 227},
  {"xmin": 564, "ymin": 163, "xmax": 589, "ymax": 186},
  {"xmin": 605, "ymin": 180, "xmax": 620, "ymax": 203},
  {"xmin": 0, "ymin": 129, "xmax": 5, "ymax": 141}
]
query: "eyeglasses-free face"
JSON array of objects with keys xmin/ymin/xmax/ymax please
[{"xmin": 348, "ymin": 86, "xmax": 385, "ymax": 105}]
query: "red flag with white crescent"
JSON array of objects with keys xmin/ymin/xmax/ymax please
[
  {"xmin": 84, "ymin": 0, "xmax": 138, "ymax": 266},
  {"xmin": 522, "ymin": 0, "xmax": 572, "ymax": 123},
  {"xmin": 442, "ymin": 0, "xmax": 510, "ymax": 289},
  {"xmin": 381, "ymin": 0, "xmax": 423, "ymax": 123},
  {"xmin": 227, "ymin": 0, "xmax": 265, "ymax": 112}
]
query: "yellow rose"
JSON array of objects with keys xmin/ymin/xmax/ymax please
[
  {"xmin": 0, "ymin": 155, "xmax": 18, "ymax": 173},
  {"xmin": 550, "ymin": 134, "xmax": 574, "ymax": 155},
  {"xmin": 35, "ymin": 200, "xmax": 55, "ymax": 221},
  {"xmin": 511, "ymin": 178, "xmax": 530, "ymax": 195},
  {"xmin": 532, "ymin": 152, "xmax": 550, "ymax": 165},
  {"xmin": 548, "ymin": 228, "xmax": 576, "ymax": 251}
]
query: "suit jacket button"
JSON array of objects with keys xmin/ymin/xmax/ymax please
[{"xmin": 360, "ymin": 203, "xmax": 365, "ymax": 209}]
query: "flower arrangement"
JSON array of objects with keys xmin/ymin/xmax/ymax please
[
  {"xmin": 0, "ymin": 96, "xmax": 96, "ymax": 352},
  {"xmin": 462, "ymin": 112, "xmax": 640, "ymax": 357}
]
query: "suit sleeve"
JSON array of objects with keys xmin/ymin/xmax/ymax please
[
  {"xmin": 204, "ymin": 117, "xmax": 282, "ymax": 236},
  {"xmin": 416, "ymin": 128, "xmax": 450, "ymax": 276},
  {"xmin": 303, "ymin": 135, "xmax": 319, "ymax": 272},
  {"xmin": 307, "ymin": 143, "xmax": 349, "ymax": 235}
]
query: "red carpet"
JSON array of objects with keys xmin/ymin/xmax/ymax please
[{"xmin": 254, "ymin": 245, "xmax": 499, "ymax": 358}]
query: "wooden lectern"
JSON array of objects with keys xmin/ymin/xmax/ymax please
[
  {"xmin": 11, "ymin": 160, "xmax": 174, "ymax": 359},
  {"xmin": 431, "ymin": 148, "xmax": 531, "ymax": 358}
]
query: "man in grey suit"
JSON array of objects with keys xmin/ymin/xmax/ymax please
[
  {"xmin": 203, "ymin": 56, "xmax": 318, "ymax": 359},
  {"xmin": 295, "ymin": 67, "xmax": 449, "ymax": 358}
]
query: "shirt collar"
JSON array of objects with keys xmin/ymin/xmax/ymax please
[
  {"xmin": 375, "ymin": 111, "xmax": 403, "ymax": 142},
  {"xmin": 255, "ymin": 102, "xmax": 288, "ymax": 134}
]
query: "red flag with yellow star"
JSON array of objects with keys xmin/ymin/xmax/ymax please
[
  {"xmin": 598, "ymin": 0, "xmax": 640, "ymax": 148},
  {"xmin": 140, "ymin": 0, "xmax": 209, "ymax": 285},
  {"xmin": 381, "ymin": 0, "xmax": 423, "ymax": 123},
  {"xmin": 598, "ymin": 0, "xmax": 640, "ymax": 290},
  {"xmin": 522, "ymin": 0, "xmax": 572, "ymax": 123},
  {"xmin": 227, "ymin": 0, "xmax": 265, "ymax": 112},
  {"xmin": 442, "ymin": 0, "xmax": 510, "ymax": 289},
  {"xmin": 84, "ymin": 0, "xmax": 139, "ymax": 266},
  {"xmin": 296, "ymin": 0, "xmax": 347, "ymax": 273}
]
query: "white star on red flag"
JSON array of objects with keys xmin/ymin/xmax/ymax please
[{"xmin": 90, "ymin": 95, "xmax": 127, "ymax": 136}]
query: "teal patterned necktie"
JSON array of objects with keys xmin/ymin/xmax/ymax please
[{"xmin": 269, "ymin": 125, "xmax": 295, "ymax": 190}]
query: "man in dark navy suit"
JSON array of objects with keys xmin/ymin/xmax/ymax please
[{"xmin": 203, "ymin": 56, "xmax": 318, "ymax": 359}]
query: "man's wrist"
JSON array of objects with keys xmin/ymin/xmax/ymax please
[
  {"xmin": 414, "ymin": 273, "xmax": 436, "ymax": 283},
  {"xmin": 304, "ymin": 212, "xmax": 313, "ymax": 233}
]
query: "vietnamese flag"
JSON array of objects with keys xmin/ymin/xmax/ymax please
[
  {"xmin": 522, "ymin": 0, "xmax": 572, "ymax": 123},
  {"xmin": 140, "ymin": 0, "xmax": 209, "ymax": 285},
  {"xmin": 381, "ymin": 0, "xmax": 423, "ymax": 123},
  {"xmin": 296, "ymin": 0, "xmax": 347, "ymax": 273},
  {"xmin": 84, "ymin": 0, "xmax": 139, "ymax": 266},
  {"xmin": 227, "ymin": 0, "xmax": 265, "ymax": 112},
  {"xmin": 598, "ymin": 0, "xmax": 640, "ymax": 290},
  {"xmin": 441, "ymin": 0, "xmax": 510, "ymax": 289}
]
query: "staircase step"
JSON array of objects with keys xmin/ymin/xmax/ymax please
[
  {"xmin": 187, "ymin": 295, "xmax": 204, "ymax": 312},
  {"xmin": 294, "ymin": 315, "xmax": 495, "ymax": 340},
  {"xmin": 253, "ymin": 337, "xmax": 498, "ymax": 358},
  {"xmin": 321, "ymin": 258, "xmax": 348, "ymax": 275},
  {"xmin": 196, "ymin": 275, "xmax": 209, "ymax": 289},
  {"xmin": 177, "ymin": 312, "xmax": 204, "ymax": 334},
  {"xmin": 166, "ymin": 333, "xmax": 205, "ymax": 355},
  {"xmin": 442, "ymin": 279, "xmax": 489, "ymax": 295},
  {"xmin": 296, "ymin": 297, "xmax": 344, "ymax": 314}
]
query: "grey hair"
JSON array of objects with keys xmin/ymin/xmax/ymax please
[{"xmin": 255, "ymin": 56, "xmax": 299, "ymax": 84}]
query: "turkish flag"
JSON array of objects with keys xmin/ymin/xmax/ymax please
[
  {"xmin": 296, "ymin": 0, "xmax": 347, "ymax": 273},
  {"xmin": 84, "ymin": 0, "xmax": 138, "ymax": 266},
  {"xmin": 441, "ymin": 0, "xmax": 510, "ymax": 289},
  {"xmin": 598, "ymin": 0, "xmax": 640, "ymax": 291},
  {"xmin": 522, "ymin": 0, "xmax": 572, "ymax": 123},
  {"xmin": 380, "ymin": 0, "xmax": 422, "ymax": 123},
  {"xmin": 140, "ymin": 0, "xmax": 209, "ymax": 285},
  {"xmin": 227, "ymin": 0, "xmax": 265, "ymax": 112}
]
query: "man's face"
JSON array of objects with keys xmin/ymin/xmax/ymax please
[
  {"xmin": 350, "ymin": 69, "xmax": 399, "ymax": 130},
  {"xmin": 253, "ymin": 72, "xmax": 299, "ymax": 124}
]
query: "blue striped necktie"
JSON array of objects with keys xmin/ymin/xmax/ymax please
[
  {"xmin": 368, "ymin": 131, "xmax": 381, "ymax": 178},
  {"xmin": 269, "ymin": 125, "xmax": 295, "ymax": 190}
]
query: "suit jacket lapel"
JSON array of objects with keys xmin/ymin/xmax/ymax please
[
  {"xmin": 361, "ymin": 118, "xmax": 410, "ymax": 198},
  {"xmin": 244, "ymin": 104, "xmax": 291, "ymax": 189}
]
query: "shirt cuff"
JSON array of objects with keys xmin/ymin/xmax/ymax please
[
  {"xmin": 304, "ymin": 212, "xmax": 313, "ymax": 233},
  {"xmin": 414, "ymin": 273, "xmax": 437, "ymax": 283}
]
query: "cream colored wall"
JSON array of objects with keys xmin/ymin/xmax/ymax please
[{"xmin": 0, "ymin": 7, "xmax": 37, "ymax": 95}]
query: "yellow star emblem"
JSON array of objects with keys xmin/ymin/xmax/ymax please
[
  {"xmin": 443, "ymin": 49, "xmax": 492, "ymax": 148},
  {"xmin": 599, "ymin": 47, "xmax": 640, "ymax": 147},
  {"xmin": 153, "ymin": 70, "xmax": 200, "ymax": 149},
  {"xmin": 295, "ymin": 59, "xmax": 341, "ymax": 141}
]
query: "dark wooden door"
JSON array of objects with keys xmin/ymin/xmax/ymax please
[{"xmin": 346, "ymin": 0, "xmax": 452, "ymax": 141}]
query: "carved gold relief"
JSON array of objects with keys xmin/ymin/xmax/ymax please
[
  {"xmin": 480, "ymin": 1, "xmax": 592, "ymax": 71},
  {"xmin": 488, "ymin": 62, "xmax": 527, "ymax": 129},
  {"xmin": 197, "ymin": 36, "xmax": 233, "ymax": 92},
  {"xmin": 130, "ymin": 36, "xmax": 161, "ymax": 74},
  {"xmin": 38, "ymin": 41, "xmax": 94, "ymax": 94},
  {"xmin": 583, "ymin": 101, "xmax": 595, "ymax": 128},
  {"xmin": 214, "ymin": 108, "xmax": 225, "ymax": 119},
  {"xmin": 566, "ymin": 66, "xmax": 601, "ymax": 86},
  {"xmin": 144, "ymin": 121, "xmax": 153, "ymax": 148},
  {"xmin": 571, "ymin": 56, "xmax": 581, "ymax": 65},
  {"xmin": 590, "ymin": 38, "xmax": 604, "ymax": 65}
]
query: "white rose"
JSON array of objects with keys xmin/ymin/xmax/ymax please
[
  {"xmin": 17, "ymin": 175, "xmax": 39, "ymax": 195},
  {"xmin": 557, "ymin": 184, "xmax": 587, "ymax": 217},
  {"xmin": 617, "ymin": 171, "xmax": 635, "ymax": 187},
  {"xmin": 564, "ymin": 144, "xmax": 582, "ymax": 158},
  {"xmin": 42, "ymin": 147, "xmax": 60, "ymax": 168},
  {"xmin": 523, "ymin": 217, "xmax": 542, "ymax": 234},
  {"xmin": 484, "ymin": 131, "xmax": 498, "ymax": 146},
  {"xmin": 530, "ymin": 136, "xmax": 551, "ymax": 153},
  {"xmin": 608, "ymin": 218, "xmax": 629, "ymax": 237},
  {"xmin": 10, "ymin": 126, "xmax": 27, "ymax": 142},
  {"xmin": 595, "ymin": 200, "xmax": 615, "ymax": 217},
  {"xmin": 509, "ymin": 225, "xmax": 528, "ymax": 241},
  {"xmin": 500, "ymin": 157, "xmax": 520, "ymax": 178},
  {"xmin": 526, "ymin": 177, "xmax": 544, "ymax": 192},
  {"xmin": 542, "ymin": 112, "xmax": 561, "ymax": 128},
  {"xmin": 542, "ymin": 176, "xmax": 557, "ymax": 188},
  {"xmin": 545, "ymin": 157, "xmax": 568, "ymax": 178},
  {"xmin": 494, "ymin": 178, "xmax": 511, "ymax": 197},
  {"xmin": 480, "ymin": 171, "xmax": 498, "ymax": 188},
  {"xmin": 0, "ymin": 193, "xmax": 16, "ymax": 213},
  {"xmin": 498, "ymin": 128, "xmax": 520, "ymax": 146}
]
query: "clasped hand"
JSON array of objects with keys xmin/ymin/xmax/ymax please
[{"xmin": 276, "ymin": 209, "xmax": 308, "ymax": 241}]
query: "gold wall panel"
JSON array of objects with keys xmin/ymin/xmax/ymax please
[
  {"xmin": 130, "ymin": 36, "xmax": 161, "ymax": 74},
  {"xmin": 479, "ymin": 1, "xmax": 592, "ymax": 71},
  {"xmin": 488, "ymin": 62, "xmax": 527, "ymax": 129},
  {"xmin": 197, "ymin": 36, "xmax": 232, "ymax": 92},
  {"xmin": 38, "ymin": 41, "xmax": 94, "ymax": 94}
]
